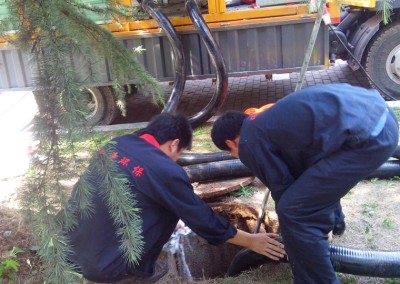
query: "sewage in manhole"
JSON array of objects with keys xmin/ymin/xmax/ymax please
[{"xmin": 162, "ymin": 202, "xmax": 279, "ymax": 280}]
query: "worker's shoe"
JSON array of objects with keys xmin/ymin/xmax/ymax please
[
  {"xmin": 116, "ymin": 260, "xmax": 169, "ymax": 284},
  {"xmin": 333, "ymin": 220, "xmax": 346, "ymax": 236}
]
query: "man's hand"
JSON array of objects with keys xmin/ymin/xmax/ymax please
[
  {"xmin": 247, "ymin": 233, "xmax": 286, "ymax": 261},
  {"xmin": 226, "ymin": 230, "xmax": 286, "ymax": 261}
]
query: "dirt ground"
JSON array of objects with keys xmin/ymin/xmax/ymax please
[
  {"xmin": 1, "ymin": 121, "xmax": 400, "ymax": 283},
  {"xmin": 1, "ymin": 171, "xmax": 400, "ymax": 283}
]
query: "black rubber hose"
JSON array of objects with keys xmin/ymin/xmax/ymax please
[
  {"xmin": 226, "ymin": 245, "xmax": 400, "ymax": 278},
  {"xmin": 330, "ymin": 245, "xmax": 400, "ymax": 277},
  {"xmin": 183, "ymin": 159, "xmax": 252, "ymax": 182},
  {"xmin": 184, "ymin": 159, "xmax": 400, "ymax": 183},
  {"xmin": 178, "ymin": 145, "xmax": 400, "ymax": 167},
  {"xmin": 366, "ymin": 160, "xmax": 400, "ymax": 179},
  {"xmin": 177, "ymin": 151, "xmax": 235, "ymax": 166},
  {"xmin": 142, "ymin": 0, "xmax": 186, "ymax": 114},
  {"xmin": 336, "ymin": 9, "xmax": 361, "ymax": 32},
  {"xmin": 185, "ymin": 0, "xmax": 228, "ymax": 128}
]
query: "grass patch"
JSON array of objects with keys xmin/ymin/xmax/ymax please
[
  {"xmin": 230, "ymin": 184, "xmax": 256, "ymax": 197},
  {"xmin": 191, "ymin": 123, "xmax": 219, "ymax": 152},
  {"xmin": 385, "ymin": 279, "xmax": 400, "ymax": 284},
  {"xmin": 361, "ymin": 202, "xmax": 378, "ymax": 217},
  {"xmin": 383, "ymin": 217, "xmax": 396, "ymax": 229},
  {"xmin": 337, "ymin": 273, "xmax": 357, "ymax": 284},
  {"xmin": 392, "ymin": 107, "xmax": 400, "ymax": 121}
]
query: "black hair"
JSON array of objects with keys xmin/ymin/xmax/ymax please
[
  {"xmin": 211, "ymin": 111, "xmax": 248, "ymax": 150},
  {"xmin": 137, "ymin": 113, "xmax": 192, "ymax": 150}
]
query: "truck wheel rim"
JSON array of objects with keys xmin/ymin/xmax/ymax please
[
  {"xmin": 85, "ymin": 88, "xmax": 99, "ymax": 120},
  {"xmin": 386, "ymin": 43, "xmax": 400, "ymax": 85}
]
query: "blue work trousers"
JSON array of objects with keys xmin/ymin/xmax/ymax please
[{"xmin": 276, "ymin": 111, "xmax": 399, "ymax": 284}]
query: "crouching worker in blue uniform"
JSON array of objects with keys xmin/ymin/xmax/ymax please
[
  {"xmin": 65, "ymin": 113, "xmax": 286, "ymax": 283},
  {"xmin": 211, "ymin": 83, "xmax": 399, "ymax": 284}
]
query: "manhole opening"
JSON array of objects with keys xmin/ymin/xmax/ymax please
[{"xmin": 162, "ymin": 202, "xmax": 279, "ymax": 280}]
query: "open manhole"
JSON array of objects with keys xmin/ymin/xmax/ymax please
[{"xmin": 161, "ymin": 177, "xmax": 279, "ymax": 280}]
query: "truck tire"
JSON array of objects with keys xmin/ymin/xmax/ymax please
[
  {"xmin": 84, "ymin": 87, "xmax": 105, "ymax": 125},
  {"xmin": 82, "ymin": 86, "xmax": 118, "ymax": 125},
  {"xmin": 364, "ymin": 22, "xmax": 400, "ymax": 100},
  {"xmin": 96, "ymin": 86, "xmax": 118, "ymax": 125},
  {"xmin": 33, "ymin": 86, "xmax": 118, "ymax": 126}
]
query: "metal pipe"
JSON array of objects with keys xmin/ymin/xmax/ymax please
[
  {"xmin": 185, "ymin": 0, "xmax": 228, "ymax": 127},
  {"xmin": 295, "ymin": 0, "xmax": 326, "ymax": 91}
]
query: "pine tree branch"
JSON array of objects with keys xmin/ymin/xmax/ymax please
[
  {"xmin": 378, "ymin": 0, "xmax": 393, "ymax": 24},
  {"xmin": 3, "ymin": 0, "xmax": 162, "ymax": 281}
]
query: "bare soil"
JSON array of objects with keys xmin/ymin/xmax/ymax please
[
  {"xmin": 3, "ymin": 175, "xmax": 399, "ymax": 284},
  {"xmin": 1, "ymin": 138, "xmax": 400, "ymax": 283},
  {"xmin": 159, "ymin": 177, "xmax": 400, "ymax": 284}
]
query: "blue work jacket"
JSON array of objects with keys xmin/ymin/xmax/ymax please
[
  {"xmin": 67, "ymin": 134, "xmax": 237, "ymax": 282},
  {"xmin": 239, "ymin": 83, "xmax": 389, "ymax": 203}
]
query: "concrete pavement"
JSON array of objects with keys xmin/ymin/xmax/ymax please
[
  {"xmin": 113, "ymin": 60, "xmax": 371, "ymax": 124},
  {"xmin": 0, "ymin": 60, "xmax": 381, "ymax": 184}
]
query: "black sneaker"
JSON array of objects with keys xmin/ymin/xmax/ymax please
[
  {"xmin": 332, "ymin": 221, "xmax": 346, "ymax": 236},
  {"xmin": 116, "ymin": 260, "xmax": 169, "ymax": 284}
]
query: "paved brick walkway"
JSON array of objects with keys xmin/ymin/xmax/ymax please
[{"xmin": 113, "ymin": 60, "xmax": 371, "ymax": 124}]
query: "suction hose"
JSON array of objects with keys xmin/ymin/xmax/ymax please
[
  {"xmin": 366, "ymin": 160, "xmax": 400, "ymax": 179},
  {"xmin": 142, "ymin": 0, "xmax": 186, "ymax": 114},
  {"xmin": 177, "ymin": 151, "xmax": 235, "ymax": 166},
  {"xmin": 227, "ymin": 244, "xmax": 400, "ymax": 278},
  {"xmin": 183, "ymin": 159, "xmax": 400, "ymax": 183},
  {"xmin": 187, "ymin": 150, "xmax": 400, "ymax": 277},
  {"xmin": 185, "ymin": 0, "xmax": 228, "ymax": 128},
  {"xmin": 179, "ymin": 141, "xmax": 400, "ymax": 167},
  {"xmin": 330, "ymin": 245, "xmax": 400, "ymax": 277},
  {"xmin": 183, "ymin": 159, "xmax": 252, "ymax": 182}
]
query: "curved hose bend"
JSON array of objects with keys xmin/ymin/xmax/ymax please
[
  {"xmin": 185, "ymin": 0, "xmax": 228, "ymax": 127},
  {"xmin": 142, "ymin": 0, "xmax": 186, "ymax": 114}
]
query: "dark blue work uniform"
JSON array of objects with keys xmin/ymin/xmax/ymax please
[
  {"xmin": 67, "ymin": 134, "xmax": 237, "ymax": 282},
  {"xmin": 238, "ymin": 84, "xmax": 399, "ymax": 283}
]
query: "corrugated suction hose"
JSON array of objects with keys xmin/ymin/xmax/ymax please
[
  {"xmin": 330, "ymin": 245, "xmax": 400, "ymax": 277},
  {"xmin": 186, "ymin": 152, "xmax": 400, "ymax": 278},
  {"xmin": 184, "ymin": 159, "xmax": 400, "ymax": 183},
  {"xmin": 177, "ymin": 151, "xmax": 235, "ymax": 166}
]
